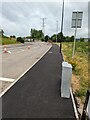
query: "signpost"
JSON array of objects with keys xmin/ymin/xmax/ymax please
[
  {"xmin": 60, "ymin": 0, "xmax": 64, "ymax": 53},
  {"xmin": 72, "ymin": 11, "xmax": 83, "ymax": 58}
]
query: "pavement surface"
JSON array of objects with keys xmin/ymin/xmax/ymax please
[{"xmin": 2, "ymin": 44, "xmax": 76, "ymax": 119}]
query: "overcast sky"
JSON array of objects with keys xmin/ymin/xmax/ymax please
[{"xmin": 0, "ymin": 0, "xmax": 89, "ymax": 38}]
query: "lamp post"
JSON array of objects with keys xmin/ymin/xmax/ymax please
[
  {"xmin": 56, "ymin": 20, "xmax": 58, "ymax": 43},
  {"xmin": 60, "ymin": 0, "xmax": 64, "ymax": 53}
]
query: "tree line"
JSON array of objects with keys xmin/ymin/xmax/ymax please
[
  {"xmin": 0, "ymin": 28, "xmax": 85, "ymax": 43},
  {"xmin": 30, "ymin": 28, "xmax": 74, "ymax": 42}
]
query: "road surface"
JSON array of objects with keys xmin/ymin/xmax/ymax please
[
  {"xmin": 0, "ymin": 42, "xmax": 52, "ymax": 93},
  {"xmin": 2, "ymin": 45, "xmax": 76, "ymax": 119}
]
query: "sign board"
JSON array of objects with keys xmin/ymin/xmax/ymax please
[{"xmin": 72, "ymin": 11, "xmax": 83, "ymax": 28}]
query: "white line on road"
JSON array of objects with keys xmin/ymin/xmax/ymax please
[
  {"xmin": 0, "ymin": 45, "xmax": 52, "ymax": 97},
  {"xmin": 2, "ymin": 45, "xmax": 45, "ymax": 60},
  {"xmin": 2, "ymin": 45, "xmax": 41, "ymax": 57},
  {"xmin": 0, "ymin": 77, "xmax": 15, "ymax": 82}
]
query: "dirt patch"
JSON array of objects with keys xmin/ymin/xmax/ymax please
[
  {"xmin": 71, "ymin": 74, "xmax": 84, "ymax": 114},
  {"xmin": 71, "ymin": 74, "xmax": 80, "ymax": 92}
]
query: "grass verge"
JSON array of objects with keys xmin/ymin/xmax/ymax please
[
  {"xmin": 0, "ymin": 36, "xmax": 20, "ymax": 45},
  {"xmin": 55, "ymin": 42, "xmax": 89, "ymax": 103}
]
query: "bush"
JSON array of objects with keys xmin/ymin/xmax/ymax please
[
  {"xmin": 75, "ymin": 89, "xmax": 86, "ymax": 97},
  {"xmin": 80, "ymin": 38, "xmax": 84, "ymax": 42},
  {"xmin": 17, "ymin": 37, "xmax": 24, "ymax": 43},
  {"xmin": 68, "ymin": 58, "xmax": 77, "ymax": 70},
  {"xmin": 41, "ymin": 38, "xmax": 44, "ymax": 42}
]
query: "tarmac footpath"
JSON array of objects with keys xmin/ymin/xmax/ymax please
[{"xmin": 2, "ymin": 44, "xmax": 76, "ymax": 119}]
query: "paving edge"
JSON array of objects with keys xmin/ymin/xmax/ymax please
[
  {"xmin": 70, "ymin": 87, "xmax": 79, "ymax": 120},
  {"xmin": 0, "ymin": 45, "xmax": 52, "ymax": 98}
]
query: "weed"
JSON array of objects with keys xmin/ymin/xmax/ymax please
[
  {"xmin": 61, "ymin": 41, "xmax": 88, "ymax": 101},
  {"xmin": 75, "ymin": 89, "xmax": 87, "ymax": 98}
]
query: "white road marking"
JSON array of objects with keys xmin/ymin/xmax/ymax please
[
  {"xmin": 0, "ymin": 45, "xmax": 52, "ymax": 97},
  {"xmin": 0, "ymin": 77, "xmax": 15, "ymax": 82},
  {"xmin": 21, "ymin": 50, "xmax": 25, "ymax": 51},
  {"xmin": 48, "ymin": 52, "xmax": 52, "ymax": 54},
  {"xmin": 2, "ymin": 46, "xmax": 40, "ymax": 55},
  {"xmin": 2, "ymin": 45, "xmax": 45, "ymax": 60},
  {"xmin": 7, "ymin": 51, "xmax": 12, "ymax": 54}
]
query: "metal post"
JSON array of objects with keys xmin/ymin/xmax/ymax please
[
  {"xmin": 72, "ymin": 25, "xmax": 77, "ymax": 58},
  {"xmin": 60, "ymin": 0, "xmax": 64, "ymax": 53},
  {"xmin": 61, "ymin": 0, "xmax": 64, "ymax": 34},
  {"xmin": 72, "ymin": 12, "xmax": 78, "ymax": 58}
]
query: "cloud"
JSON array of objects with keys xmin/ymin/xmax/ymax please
[
  {"xmin": 1, "ymin": 0, "xmax": 90, "ymax": 2},
  {"xmin": 1, "ymin": 1, "xmax": 88, "ymax": 38}
]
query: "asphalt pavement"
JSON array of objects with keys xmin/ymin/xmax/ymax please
[
  {"xmin": 2, "ymin": 42, "xmax": 51, "ymax": 79},
  {"xmin": 2, "ymin": 44, "xmax": 76, "ymax": 119}
]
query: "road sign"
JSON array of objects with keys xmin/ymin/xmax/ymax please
[
  {"xmin": 72, "ymin": 11, "xmax": 83, "ymax": 28},
  {"xmin": 72, "ymin": 11, "xmax": 83, "ymax": 58}
]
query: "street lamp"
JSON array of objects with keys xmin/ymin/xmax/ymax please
[{"xmin": 60, "ymin": 0, "xmax": 64, "ymax": 53}]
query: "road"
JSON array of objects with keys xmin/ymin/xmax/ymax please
[
  {"xmin": 2, "ymin": 42, "xmax": 51, "ymax": 79},
  {"xmin": 0, "ymin": 42, "xmax": 52, "ymax": 93},
  {"xmin": 2, "ymin": 45, "xmax": 76, "ymax": 119}
]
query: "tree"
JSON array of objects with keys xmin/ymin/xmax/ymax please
[
  {"xmin": 31, "ymin": 28, "xmax": 44, "ymax": 41},
  {"xmin": 57, "ymin": 32, "xmax": 63, "ymax": 42},
  {"xmin": 80, "ymin": 38, "xmax": 84, "ymax": 42},
  {"xmin": 50, "ymin": 32, "xmax": 75, "ymax": 42},
  {"xmin": 0, "ymin": 29, "xmax": 4, "ymax": 36},
  {"xmin": 45, "ymin": 35, "xmax": 50, "ymax": 42},
  {"xmin": 10, "ymin": 35, "xmax": 16, "ymax": 39},
  {"xmin": 17, "ymin": 37, "xmax": 24, "ymax": 43},
  {"xmin": 26, "ymin": 36, "xmax": 31, "ymax": 39},
  {"xmin": 62, "ymin": 36, "xmax": 66, "ymax": 42},
  {"xmin": 70, "ymin": 36, "xmax": 74, "ymax": 42},
  {"xmin": 13, "ymin": 35, "xmax": 16, "ymax": 38},
  {"xmin": 65, "ymin": 36, "xmax": 70, "ymax": 42},
  {"xmin": 51, "ymin": 34, "xmax": 56, "ymax": 42}
]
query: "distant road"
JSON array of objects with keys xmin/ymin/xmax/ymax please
[{"xmin": 2, "ymin": 42, "xmax": 52, "ymax": 79}]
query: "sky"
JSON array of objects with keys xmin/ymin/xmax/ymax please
[{"xmin": 0, "ymin": 0, "xmax": 89, "ymax": 38}]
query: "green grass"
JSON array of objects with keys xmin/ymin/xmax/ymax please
[
  {"xmin": 54, "ymin": 42, "xmax": 89, "ymax": 102},
  {"xmin": 61, "ymin": 42, "xmax": 89, "ymax": 100},
  {"xmin": 0, "ymin": 36, "xmax": 20, "ymax": 45}
]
